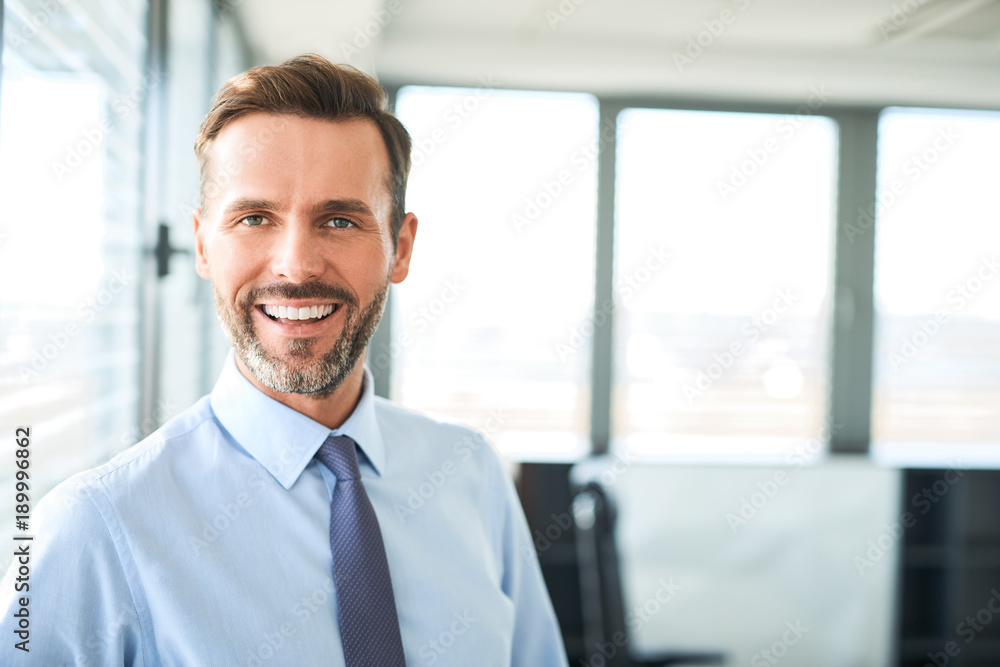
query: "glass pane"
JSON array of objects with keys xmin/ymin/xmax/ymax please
[
  {"xmin": 158, "ymin": 0, "xmax": 219, "ymax": 413},
  {"xmin": 0, "ymin": 0, "xmax": 148, "ymax": 546},
  {"xmin": 872, "ymin": 108, "xmax": 1000, "ymax": 454},
  {"xmin": 614, "ymin": 108, "xmax": 837, "ymax": 458},
  {"xmin": 392, "ymin": 87, "xmax": 598, "ymax": 459}
]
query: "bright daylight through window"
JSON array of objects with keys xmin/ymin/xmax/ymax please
[
  {"xmin": 872, "ymin": 108, "xmax": 1000, "ymax": 458},
  {"xmin": 613, "ymin": 107, "xmax": 838, "ymax": 459},
  {"xmin": 393, "ymin": 87, "xmax": 599, "ymax": 460}
]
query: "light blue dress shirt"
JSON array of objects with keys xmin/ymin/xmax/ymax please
[{"xmin": 1, "ymin": 351, "xmax": 568, "ymax": 666}]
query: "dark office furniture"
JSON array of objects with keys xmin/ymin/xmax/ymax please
[
  {"xmin": 570, "ymin": 471, "xmax": 727, "ymax": 667},
  {"xmin": 517, "ymin": 463, "xmax": 586, "ymax": 658},
  {"xmin": 896, "ymin": 469, "xmax": 1000, "ymax": 667}
]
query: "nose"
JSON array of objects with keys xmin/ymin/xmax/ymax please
[{"xmin": 271, "ymin": 222, "xmax": 324, "ymax": 283}]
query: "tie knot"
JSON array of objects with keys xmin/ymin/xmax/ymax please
[{"xmin": 316, "ymin": 435, "xmax": 361, "ymax": 481}]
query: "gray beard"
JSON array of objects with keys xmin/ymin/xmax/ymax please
[{"xmin": 213, "ymin": 277, "xmax": 389, "ymax": 397}]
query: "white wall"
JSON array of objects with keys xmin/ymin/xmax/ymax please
[{"xmin": 601, "ymin": 458, "xmax": 900, "ymax": 667}]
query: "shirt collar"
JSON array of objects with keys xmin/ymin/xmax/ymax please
[{"xmin": 210, "ymin": 349, "xmax": 386, "ymax": 489}]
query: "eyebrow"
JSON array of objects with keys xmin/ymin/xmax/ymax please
[{"xmin": 223, "ymin": 197, "xmax": 375, "ymax": 218}]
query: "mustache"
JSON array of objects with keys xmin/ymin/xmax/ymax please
[{"xmin": 240, "ymin": 282, "xmax": 358, "ymax": 310}]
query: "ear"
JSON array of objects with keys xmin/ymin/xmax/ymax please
[
  {"xmin": 193, "ymin": 207, "xmax": 211, "ymax": 280},
  {"xmin": 390, "ymin": 212, "xmax": 418, "ymax": 284}
]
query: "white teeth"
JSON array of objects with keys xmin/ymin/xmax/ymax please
[{"xmin": 262, "ymin": 304, "xmax": 334, "ymax": 321}]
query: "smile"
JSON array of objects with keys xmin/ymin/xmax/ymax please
[{"xmin": 258, "ymin": 303, "xmax": 338, "ymax": 325}]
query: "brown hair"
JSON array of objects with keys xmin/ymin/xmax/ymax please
[{"xmin": 194, "ymin": 54, "xmax": 411, "ymax": 243}]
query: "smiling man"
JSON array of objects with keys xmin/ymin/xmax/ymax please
[
  {"xmin": 196, "ymin": 111, "xmax": 409, "ymax": 426},
  {"xmin": 0, "ymin": 55, "xmax": 567, "ymax": 666}
]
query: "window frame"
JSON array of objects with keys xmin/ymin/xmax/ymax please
[{"xmin": 383, "ymin": 85, "xmax": 891, "ymax": 459}]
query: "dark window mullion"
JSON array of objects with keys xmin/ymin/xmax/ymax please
[
  {"xmin": 589, "ymin": 100, "xmax": 624, "ymax": 456},
  {"xmin": 827, "ymin": 109, "xmax": 880, "ymax": 454}
]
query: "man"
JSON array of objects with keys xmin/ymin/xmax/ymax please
[{"xmin": 1, "ymin": 54, "xmax": 568, "ymax": 666}]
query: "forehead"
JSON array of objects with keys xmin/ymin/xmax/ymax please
[{"xmin": 206, "ymin": 112, "xmax": 392, "ymax": 214}]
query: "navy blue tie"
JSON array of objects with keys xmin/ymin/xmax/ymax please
[{"xmin": 315, "ymin": 435, "xmax": 406, "ymax": 667}]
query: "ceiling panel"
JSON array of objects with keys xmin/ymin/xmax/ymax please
[{"xmin": 237, "ymin": 0, "xmax": 1000, "ymax": 107}]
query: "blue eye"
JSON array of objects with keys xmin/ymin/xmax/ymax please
[
  {"xmin": 328, "ymin": 217, "xmax": 354, "ymax": 229},
  {"xmin": 240, "ymin": 215, "xmax": 266, "ymax": 227}
]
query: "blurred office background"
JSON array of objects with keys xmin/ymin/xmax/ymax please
[{"xmin": 1, "ymin": 0, "xmax": 999, "ymax": 665}]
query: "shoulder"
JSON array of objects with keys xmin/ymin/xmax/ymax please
[{"xmin": 41, "ymin": 395, "xmax": 219, "ymax": 512}]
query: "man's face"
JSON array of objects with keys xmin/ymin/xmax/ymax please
[{"xmin": 194, "ymin": 113, "xmax": 416, "ymax": 396}]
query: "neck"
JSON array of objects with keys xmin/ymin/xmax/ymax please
[{"xmin": 233, "ymin": 353, "xmax": 367, "ymax": 430}]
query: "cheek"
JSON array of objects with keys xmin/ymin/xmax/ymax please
[
  {"xmin": 335, "ymin": 236, "xmax": 390, "ymax": 273},
  {"xmin": 211, "ymin": 239, "xmax": 265, "ymax": 294},
  {"xmin": 345, "ymin": 253, "xmax": 392, "ymax": 293}
]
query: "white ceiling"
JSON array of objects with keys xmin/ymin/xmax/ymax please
[{"xmin": 238, "ymin": 0, "xmax": 1000, "ymax": 108}]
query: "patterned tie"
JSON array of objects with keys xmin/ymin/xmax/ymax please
[{"xmin": 315, "ymin": 434, "xmax": 406, "ymax": 667}]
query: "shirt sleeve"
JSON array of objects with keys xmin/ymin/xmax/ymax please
[
  {"xmin": 492, "ymin": 454, "xmax": 570, "ymax": 667},
  {"xmin": 0, "ymin": 479, "xmax": 145, "ymax": 666}
]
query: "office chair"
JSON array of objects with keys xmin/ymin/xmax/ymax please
[{"xmin": 571, "ymin": 474, "xmax": 727, "ymax": 667}]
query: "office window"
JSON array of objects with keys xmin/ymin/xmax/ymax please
[
  {"xmin": 158, "ymin": 0, "xmax": 236, "ymax": 413},
  {"xmin": 393, "ymin": 87, "xmax": 598, "ymax": 459},
  {"xmin": 0, "ymin": 0, "xmax": 149, "ymax": 546},
  {"xmin": 613, "ymin": 108, "xmax": 838, "ymax": 458},
  {"xmin": 872, "ymin": 108, "xmax": 1000, "ymax": 453}
]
